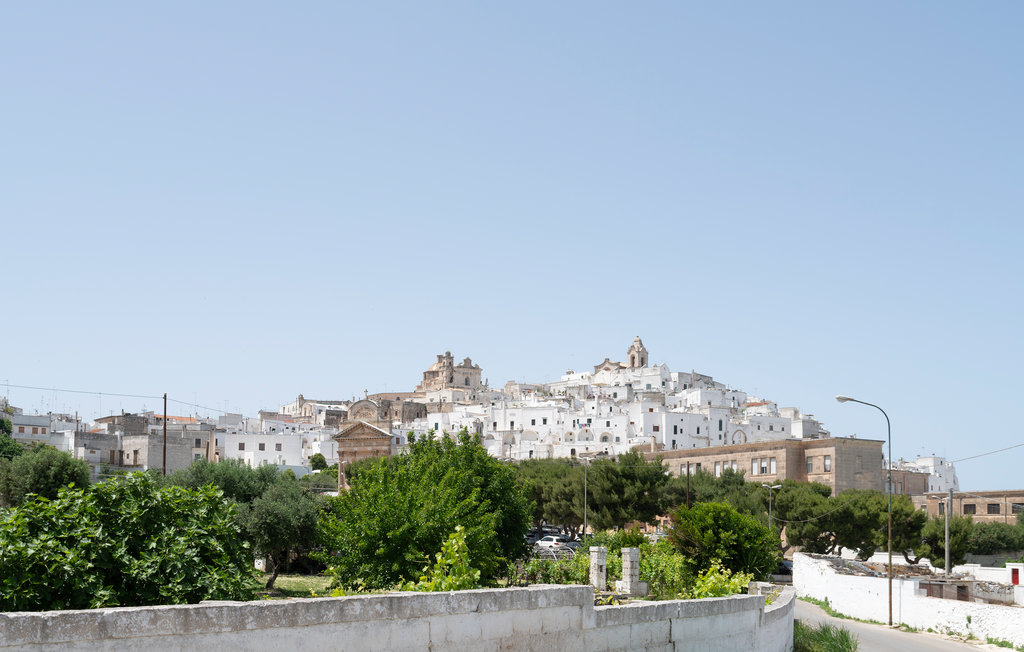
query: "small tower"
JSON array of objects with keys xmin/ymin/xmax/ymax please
[{"xmin": 627, "ymin": 336, "xmax": 648, "ymax": 368}]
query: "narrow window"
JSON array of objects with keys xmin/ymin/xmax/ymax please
[
  {"xmin": 718, "ymin": 419, "xmax": 723, "ymax": 431},
  {"xmin": 673, "ymin": 425, "xmax": 678, "ymax": 435},
  {"xmin": 605, "ymin": 421, "xmax": 610, "ymax": 427},
  {"xmin": 543, "ymin": 418, "xmax": 548, "ymax": 425},
  {"xmin": 715, "ymin": 461, "xmax": 721, "ymax": 477},
  {"xmin": 752, "ymin": 459, "xmax": 758, "ymax": 476},
  {"xmin": 938, "ymin": 502, "xmax": 945, "ymax": 515},
  {"xmin": 806, "ymin": 457, "xmax": 813, "ymax": 473},
  {"xmin": 194, "ymin": 438, "xmax": 201, "ymax": 448},
  {"xmin": 697, "ymin": 427, "xmax": 700, "ymax": 434},
  {"xmin": 769, "ymin": 425, "xmax": 773, "ymax": 431},
  {"xmin": 531, "ymin": 419, "xmax": 536, "ymax": 426},
  {"xmin": 239, "ymin": 443, "xmax": 245, "ymax": 451},
  {"xmin": 824, "ymin": 455, "xmax": 832, "ymax": 472},
  {"xmin": 770, "ymin": 458, "xmax": 777, "ymax": 474}
]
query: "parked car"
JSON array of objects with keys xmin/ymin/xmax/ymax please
[
  {"xmin": 536, "ymin": 535, "xmax": 570, "ymax": 549},
  {"xmin": 565, "ymin": 539, "xmax": 582, "ymax": 551}
]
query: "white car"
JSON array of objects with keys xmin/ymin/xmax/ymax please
[{"xmin": 535, "ymin": 535, "xmax": 570, "ymax": 548}]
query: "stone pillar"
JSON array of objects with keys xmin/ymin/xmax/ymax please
[
  {"xmin": 590, "ymin": 546, "xmax": 607, "ymax": 591},
  {"xmin": 614, "ymin": 547, "xmax": 648, "ymax": 596}
]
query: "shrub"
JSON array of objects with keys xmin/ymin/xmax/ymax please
[
  {"xmin": 0, "ymin": 472, "xmax": 258, "ymax": 611},
  {"xmin": 669, "ymin": 501, "xmax": 778, "ymax": 579},
  {"xmin": 640, "ymin": 539, "xmax": 693, "ymax": 599},
  {"xmin": 686, "ymin": 560, "xmax": 752, "ymax": 598},
  {"xmin": 0, "ymin": 444, "xmax": 90, "ymax": 507},
  {"xmin": 400, "ymin": 526, "xmax": 481, "ymax": 592},
  {"xmin": 793, "ymin": 620, "xmax": 859, "ymax": 652}
]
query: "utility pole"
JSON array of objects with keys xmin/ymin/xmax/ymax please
[
  {"xmin": 686, "ymin": 464, "xmax": 691, "ymax": 509},
  {"xmin": 945, "ymin": 488, "xmax": 953, "ymax": 580},
  {"xmin": 162, "ymin": 393, "xmax": 167, "ymax": 476}
]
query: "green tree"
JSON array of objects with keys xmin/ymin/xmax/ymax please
[
  {"xmin": 309, "ymin": 452, "xmax": 328, "ymax": 470},
  {"xmin": 0, "ymin": 473, "xmax": 257, "ymax": 611},
  {"xmin": 967, "ymin": 521, "xmax": 1024, "ymax": 555},
  {"xmin": 165, "ymin": 458, "xmax": 279, "ymax": 503},
  {"xmin": 917, "ymin": 515, "xmax": 974, "ymax": 568},
  {"xmin": 0, "ymin": 444, "xmax": 90, "ymax": 507},
  {"xmin": 0, "ymin": 417, "xmax": 22, "ymax": 461},
  {"xmin": 772, "ymin": 480, "xmax": 834, "ymax": 553},
  {"xmin": 237, "ymin": 477, "xmax": 320, "ymax": 589},
  {"xmin": 316, "ymin": 429, "xmax": 531, "ymax": 590},
  {"xmin": 587, "ymin": 451, "xmax": 668, "ymax": 530},
  {"xmin": 668, "ymin": 501, "xmax": 778, "ymax": 579}
]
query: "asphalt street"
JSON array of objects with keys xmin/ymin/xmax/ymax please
[{"xmin": 794, "ymin": 598, "xmax": 997, "ymax": 652}]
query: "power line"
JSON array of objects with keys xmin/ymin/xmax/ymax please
[
  {"xmin": 950, "ymin": 442, "xmax": 1024, "ymax": 464},
  {"xmin": 2, "ymin": 382, "xmax": 162, "ymax": 401}
]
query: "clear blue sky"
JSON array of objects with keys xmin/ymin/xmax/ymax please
[{"xmin": 3, "ymin": 3, "xmax": 1021, "ymax": 491}]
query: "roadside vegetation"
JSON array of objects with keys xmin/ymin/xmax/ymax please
[{"xmin": 793, "ymin": 620, "xmax": 858, "ymax": 652}]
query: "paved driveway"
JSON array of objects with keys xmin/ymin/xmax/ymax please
[{"xmin": 795, "ymin": 598, "xmax": 994, "ymax": 652}]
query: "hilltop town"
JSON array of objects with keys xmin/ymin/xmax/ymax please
[{"xmin": 5, "ymin": 337, "xmax": 980, "ymax": 517}]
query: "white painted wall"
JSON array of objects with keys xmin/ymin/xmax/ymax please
[
  {"xmin": 795, "ymin": 553, "xmax": 1024, "ymax": 646},
  {"xmin": 0, "ymin": 585, "xmax": 794, "ymax": 652}
]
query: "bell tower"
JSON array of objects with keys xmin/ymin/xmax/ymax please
[{"xmin": 626, "ymin": 336, "xmax": 648, "ymax": 368}]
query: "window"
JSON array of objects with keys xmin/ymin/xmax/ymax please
[
  {"xmin": 493, "ymin": 422, "xmax": 497, "ymax": 429},
  {"xmin": 464, "ymin": 377, "xmax": 469, "ymax": 386},
  {"xmin": 806, "ymin": 458, "xmax": 813, "ymax": 473},
  {"xmin": 718, "ymin": 419, "xmax": 723, "ymax": 431},
  {"xmin": 732, "ymin": 461, "xmax": 738, "ymax": 472},
  {"xmin": 938, "ymin": 502, "xmax": 945, "ymax": 515},
  {"xmin": 824, "ymin": 455, "xmax": 832, "ymax": 472},
  {"xmin": 570, "ymin": 448, "xmax": 576, "ymax": 457},
  {"xmin": 648, "ymin": 408, "xmax": 653, "ymax": 413},
  {"xmin": 259, "ymin": 443, "xmax": 266, "ymax": 451},
  {"xmin": 17, "ymin": 426, "xmax": 24, "ymax": 433},
  {"xmin": 1012, "ymin": 503, "xmax": 1024, "ymax": 515},
  {"xmin": 757, "ymin": 425, "xmax": 760, "ymax": 430},
  {"xmin": 752, "ymin": 459, "xmax": 759, "ymax": 476},
  {"xmin": 32, "ymin": 427, "xmax": 38, "ymax": 434},
  {"xmin": 770, "ymin": 458, "xmax": 777, "ymax": 474},
  {"xmin": 194, "ymin": 438, "xmax": 202, "ymax": 448},
  {"xmin": 988, "ymin": 503, "xmax": 1001, "ymax": 515},
  {"xmin": 510, "ymin": 421, "xmax": 514, "ymax": 429},
  {"xmin": 613, "ymin": 392, "xmax": 618, "ymax": 399},
  {"xmin": 696, "ymin": 463, "xmax": 701, "ymax": 471},
  {"xmin": 275, "ymin": 443, "xmax": 282, "ymax": 452},
  {"xmin": 605, "ymin": 421, "xmax": 610, "ymax": 427},
  {"xmin": 781, "ymin": 426, "xmax": 785, "ymax": 431},
  {"xmin": 531, "ymin": 419, "xmax": 536, "ymax": 426},
  {"xmin": 434, "ymin": 423, "xmax": 439, "ymax": 431},
  {"xmin": 715, "ymin": 462, "xmax": 722, "ymax": 477},
  {"xmin": 769, "ymin": 425, "xmax": 773, "ymax": 431},
  {"xmin": 194, "ymin": 453, "xmax": 202, "ymax": 461},
  {"xmin": 673, "ymin": 425, "xmax": 678, "ymax": 435},
  {"xmin": 587, "ymin": 418, "xmax": 592, "ymax": 424},
  {"xmin": 760, "ymin": 458, "xmax": 768, "ymax": 475},
  {"xmin": 671, "ymin": 440, "xmax": 677, "ymax": 449},
  {"xmin": 697, "ymin": 427, "xmax": 701, "ymax": 434},
  {"xmin": 543, "ymin": 418, "xmax": 548, "ymax": 425},
  {"xmin": 41, "ymin": 427, "xmax": 46, "ymax": 434},
  {"xmin": 646, "ymin": 384, "xmax": 651, "ymax": 390},
  {"xmin": 963, "ymin": 504, "xmax": 976, "ymax": 515},
  {"xmin": 238, "ymin": 443, "xmax": 245, "ymax": 451}
]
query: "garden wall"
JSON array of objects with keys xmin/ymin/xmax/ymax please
[
  {"xmin": 794, "ymin": 553, "xmax": 1024, "ymax": 646},
  {"xmin": 0, "ymin": 584, "xmax": 794, "ymax": 651}
]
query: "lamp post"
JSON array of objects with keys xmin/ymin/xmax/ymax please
[
  {"xmin": 836, "ymin": 395, "xmax": 893, "ymax": 626},
  {"xmin": 762, "ymin": 483, "xmax": 782, "ymax": 529}
]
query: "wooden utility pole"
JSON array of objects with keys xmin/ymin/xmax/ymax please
[{"xmin": 162, "ymin": 393, "xmax": 167, "ymax": 476}]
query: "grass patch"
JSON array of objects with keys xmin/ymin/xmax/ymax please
[
  {"xmin": 986, "ymin": 636, "xmax": 1024, "ymax": 651},
  {"xmin": 262, "ymin": 574, "xmax": 333, "ymax": 598},
  {"xmin": 798, "ymin": 596, "xmax": 884, "ymax": 626},
  {"xmin": 794, "ymin": 620, "xmax": 858, "ymax": 652}
]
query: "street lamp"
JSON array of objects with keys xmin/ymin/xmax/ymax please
[
  {"xmin": 836, "ymin": 394, "xmax": 893, "ymax": 626},
  {"xmin": 762, "ymin": 484, "xmax": 782, "ymax": 529}
]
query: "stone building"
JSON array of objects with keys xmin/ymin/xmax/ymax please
[
  {"xmin": 331, "ymin": 420, "xmax": 395, "ymax": 467},
  {"xmin": 914, "ymin": 490, "xmax": 1024, "ymax": 525},
  {"xmin": 652, "ymin": 436, "xmax": 914, "ymax": 495},
  {"xmin": 415, "ymin": 351, "xmax": 483, "ymax": 392}
]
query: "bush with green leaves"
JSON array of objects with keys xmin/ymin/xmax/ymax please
[
  {"xmin": 0, "ymin": 444, "xmax": 90, "ymax": 507},
  {"xmin": 686, "ymin": 560, "xmax": 753, "ymax": 598},
  {"xmin": 640, "ymin": 539, "xmax": 693, "ymax": 600},
  {"xmin": 522, "ymin": 550, "xmax": 591, "ymax": 585},
  {"xmin": 317, "ymin": 429, "xmax": 531, "ymax": 590},
  {"xmin": 967, "ymin": 521, "xmax": 1024, "ymax": 556},
  {"xmin": 164, "ymin": 457, "xmax": 279, "ymax": 504},
  {"xmin": 399, "ymin": 526, "xmax": 481, "ymax": 592},
  {"xmin": 669, "ymin": 501, "xmax": 778, "ymax": 580},
  {"xmin": 0, "ymin": 418, "xmax": 21, "ymax": 461},
  {"xmin": 0, "ymin": 472, "xmax": 258, "ymax": 611},
  {"xmin": 310, "ymin": 453, "xmax": 328, "ymax": 470}
]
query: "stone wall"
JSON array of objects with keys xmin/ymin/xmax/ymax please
[
  {"xmin": 0, "ymin": 585, "xmax": 794, "ymax": 651},
  {"xmin": 795, "ymin": 553, "xmax": 1024, "ymax": 646}
]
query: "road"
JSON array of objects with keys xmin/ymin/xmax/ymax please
[{"xmin": 794, "ymin": 599, "xmax": 992, "ymax": 652}]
